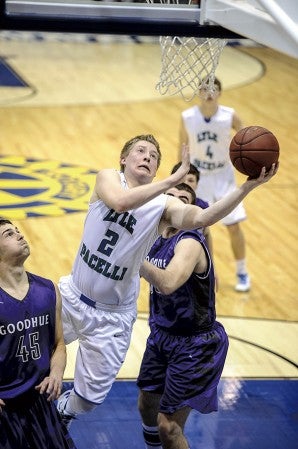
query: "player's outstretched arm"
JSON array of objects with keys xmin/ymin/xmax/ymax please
[{"xmin": 164, "ymin": 163, "xmax": 278, "ymax": 231}]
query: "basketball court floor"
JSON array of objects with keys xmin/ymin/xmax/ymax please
[{"xmin": 0, "ymin": 21, "xmax": 297, "ymax": 449}]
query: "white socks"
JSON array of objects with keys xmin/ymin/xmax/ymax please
[
  {"xmin": 142, "ymin": 424, "xmax": 162, "ymax": 449},
  {"xmin": 236, "ymin": 258, "xmax": 247, "ymax": 275}
]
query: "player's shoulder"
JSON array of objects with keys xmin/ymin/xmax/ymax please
[
  {"xmin": 27, "ymin": 272, "xmax": 55, "ymax": 290},
  {"xmin": 97, "ymin": 168, "xmax": 118, "ymax": 175},
  {"xmin": 96, "ymin": 168, "xmax": 120, "ymax": 181},
  {"xmin": 176, "ymin": 228, "xmax": 204, "ymax": 243},
  {"xmin": 219, "ymin": 105, "xmax": 235, "ymax": 114},
  {"xmin": 182, "ymin": 104, "xmax": 199, "ymax": 117},
  {"xmin": 175, "ymin": 230, "xmax": 205, "ymax": 254}
]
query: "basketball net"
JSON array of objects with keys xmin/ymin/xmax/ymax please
[{"xmin": 146, "ymin": 0, "xmax": 227, "ymax": 101}]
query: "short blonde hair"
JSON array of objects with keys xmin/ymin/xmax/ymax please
[{"xmin": 120, "ymin": 134, "xmax": 161, "ymax": 171}]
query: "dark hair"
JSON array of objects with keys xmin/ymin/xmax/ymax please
[
  {"xmin": 201, "ymin": 76, "xmax": 222, "ymax": 92},
  {"xmin": 171, "ymin": 162, "xmax": 200, "ymax": 182},
  {"xmin": 170, "ymin": 183, "xmax": 196, "ymax": 205},
  {"xmin": 119, "ymin": 134, "xmax": 161, "ymax": 171},
  {"xmin": 0, "ymin": 218, "xmax": 12, "ymax": 227},
  {"xmin": 213, "ymin": 77, "xmax": 222, "ymax": 92}
]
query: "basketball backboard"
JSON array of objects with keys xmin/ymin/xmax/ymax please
[
  {"xmin": 201, "ymin": 0, "xmax": 298, "ymax": 59},
  {"xmin": 0, "ymin": 0, "xmax": 297, "ymax": 58},
  {"xmin": 0, "ymin": 0, "xmax": 240, "ymax": 37}
]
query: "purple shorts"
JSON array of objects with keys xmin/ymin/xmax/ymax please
[
  {"xmin": 137, "ymin": 321, "xmax": 229, "ymax": 414},
  {"xmin": 0, "ymin": 389, "xmax": 76, "ymax": 449}
]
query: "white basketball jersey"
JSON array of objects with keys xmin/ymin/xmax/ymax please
[
  {"xmin": 71, "ymin": 172, "xmax": 167, "ymax": 307},
  {"xmin": 181, "ymin": 105, "xmax": 234, "ymax": 174}
]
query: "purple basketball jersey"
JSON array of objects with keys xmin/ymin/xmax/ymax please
[
  {"xmin": 196, "ymin": 197, "xmax": 209, "ymax": 209},
  {"xmin": 147, "ymin": 230, "xmax": 216, "ymax": 335},
  {"xmin": 0, "ymin": 273, "xmax": 56, "ymax": 399}
]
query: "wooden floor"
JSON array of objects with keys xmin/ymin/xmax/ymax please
[{"xmin": 0, "ymin": 32, "xmax": 297, "ymax": 380}]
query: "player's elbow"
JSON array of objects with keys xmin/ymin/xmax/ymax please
[{"xmin": 156, "ymin": 282, "xmax": 176, "ymax": 296}]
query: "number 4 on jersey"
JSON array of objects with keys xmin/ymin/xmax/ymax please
[{"xmin": 206, "ymin": 145, "xmax": 213, "ymax": 159}]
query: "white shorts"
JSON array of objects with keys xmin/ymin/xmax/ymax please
[
  {"xmin": 58, "ymin": 275, "xmax": 136, "ymax": 404},
  {"xmin": 196, "ymin": 164, "xmax": 247, "ymax": 226}
]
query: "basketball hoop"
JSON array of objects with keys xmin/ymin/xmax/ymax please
[
  {"xmin": 146, "ymin": 0, "xmax": 227, "ymax": 101},
  {"xmin": 156, "ymin": 36, "xmax": 227, "ymax": 101}
]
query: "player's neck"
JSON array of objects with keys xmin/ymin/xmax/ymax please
[
  {"xmin": 0, "ymin": 266, "xmax": 29, "ymax": 300},
  {"xmin": 199, "ymin": 103, "xmax": 218, "ymax": 119}
]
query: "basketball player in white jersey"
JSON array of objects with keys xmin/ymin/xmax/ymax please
[
  {"xmin": 179, "ymin": 77, "xmax": 250, "ymax": 292},
  {"xmin": 57, "ymin": 134, "xmax": 277, "ymax": 428}
]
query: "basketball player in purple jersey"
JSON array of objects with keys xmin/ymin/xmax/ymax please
[
  {"xmin": 57, "ymin": 134, "xmax": 277, "ymax": 428},
  {"xmin": 0, "ymin": 219, "xmax": 76, "ymax": 449},
  {"xmin": 137, "ymin": 184, "xmax": 228, "ymax": 449}
]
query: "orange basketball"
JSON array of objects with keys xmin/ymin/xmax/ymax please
[{"xmin": 230, "ymin": 126, "xmax": 279, "ymax": 178}]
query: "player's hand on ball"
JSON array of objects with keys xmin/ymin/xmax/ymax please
[{"xmin": 249, "ymin": 162, "xmax": 278, "ymax": 183}]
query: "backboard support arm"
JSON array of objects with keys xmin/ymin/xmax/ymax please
[{"xmin": 200, "ymin": 0, "xmax": 298, "ymax": 58}]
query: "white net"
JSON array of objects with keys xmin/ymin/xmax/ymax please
[
  {"xmin": 145, "ymin": 0, "xmax": 227, "ymax": 100},
  {"xmin": 156, "ymin": 36, "xmax": 227, "ymax": 101}
]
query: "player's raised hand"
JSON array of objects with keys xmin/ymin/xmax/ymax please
[
  {"xmin": 181, "ymin": 143, "xmax": 190, "ymax": 172},
  {"xmin": 170, "ymin": 143, "xmax": 190, "ymax": 184}
]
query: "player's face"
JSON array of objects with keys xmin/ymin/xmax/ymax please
[
  {"xmin": 166, "ymin": 187, "xmax": 192, "ymax": 205},
  {"xmin": 199, "ymin": 85, "xmax": 220, "ymax": 102},
  {"xmin": 183, "ymin": 174, "xmax": 198, "ymax": 191},
  {"xmin": 0, "ymin": 224, "xmax": 30, "ymax": 261},
  {"xmin": 121, "ymin": 140, "xmax": 159, "ymax": 182}
]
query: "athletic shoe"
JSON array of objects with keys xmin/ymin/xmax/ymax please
[
  {"xmin": 235, "ymin": 273, "xmax": 251, "ymax": 292},
  {"xmin": 57, "ymin": 390, "xmax": 75, "ymax": 430}
]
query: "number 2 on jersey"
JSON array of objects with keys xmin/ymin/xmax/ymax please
[{"xmin": 97, "ymin": 229, "xmax": 119, "ymax": 256}]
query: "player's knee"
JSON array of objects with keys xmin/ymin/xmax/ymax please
[
  {"xmin": 157, "ymin": 414, "xmax": 181, "ymax": 443},
  {"xmin": 138, "ymin": 390, "xmax": 156, "ymax": 421},
  {"xmin": 138, "ymin": 391, "xmax": 146, "ymax": 415},
  {"xmin": 227, "ymin": 222, "xmax": 243, "ymax": 237},
  {"xmin": 227, "ymin": 222, "xmax": 239, "ymax": 231}
]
